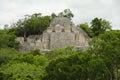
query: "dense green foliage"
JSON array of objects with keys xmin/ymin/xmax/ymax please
[
  {"xmin": 77, "ymin": 18, "xmax": 112, "ymax": 37},
  {"xmin": 0, "ymin": 48, "xmax": 19, "ymax": 66},
  {"xmin": 51, "ymin": 9, "xmax": 74, "ymax": 20},
  {"xmin": 8, "ymin": 9, "xmax": 73, "ymax": 38},
  {"xmin": 0, "ymin": 40, "xmax": 120, "ymax": 80},
  {"xmin": 89, "ymin": 30, "xmax": 120, "ymax": 80},
  {"xmin": 0, "ymin": 30, "xmax": 19, "ymax": 49},
  {"xmin": 0, "ymin": 10, "xmax": 120, "ymax": 80},
  {"xmin": 90, "ymin": 18, "xmax": 112, "ymax": 37},
  {"xmin": 2, "ymin": 63, "xmax": 43, "ymax": 80},
  {"xmin": 77, "ymin": 23, "xmax": 92, "ymax": 37},
  {"xmin": 8, "ymin": 13, "xmax": 50, "ymax": 37},
  {"xmin": 43, "ymin": 52, "xmax": 110, "ymax": 80}
]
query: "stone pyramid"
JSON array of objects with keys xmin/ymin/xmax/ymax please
[{"xmin": 16, "ymin": 17, "xmax": 90, "ymax": 52}]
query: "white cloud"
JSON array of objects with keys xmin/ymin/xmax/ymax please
[
  {"xmin": 68, "ymin": 0, "xmax": 120, "ymax": 29},
  {"xmin": 0, "ymin": 0, "xmax": 120, "ymax": 29}
]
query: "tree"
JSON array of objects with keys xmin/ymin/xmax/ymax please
[
  {"xmin": 44, "ymin": 46, "xmax": 73, "ymax": 60},
  {"xmin": 43, "ymin": 52, "xmax": 87, "ymax": 80},
  {"xmin": 0, "ymin": 68, "xmax": 5, "ymax": 80},
  {"xmin": 11, "ymin": 53, "xmax": 34, "ymax": 64},
  {"xmin": 77, "ymin": 23, "xmax": 91, "ymax": 37},
  {"xmin": 2, "ymin": 62, "xmax": 43, "ymax": 80},
  {"xmin": 33, "ymin": 55, "xmax": 48, "ymax": 67},
  {"xmin": 88, "ymin": 56, "xmax": 111, "ymax": 80},
  {"xmin": 63, "ymin": 9, "xmax": 74, "ymax": 19},
  {"xmin": 0, "ymin": 30, "xmax": 19, "ymax": 49},
  {"xmin": 90, "ymin": 18, "xmax": 112, "ymax": 37},
  {"xmin": 57, "ymin": 9, "xmax": 74, "ymax": 19},
  {"xmin": 43, "ymin": 51, "xmax": 110, "ymax": 80},
  {"xmin": 8, "ymin": 13, "xmax": 50, "ymax": 38},
  {"xmin": 23, "ymin": 13, "xmax": 50, "ymax": 36},
  {"xmin": 0, "ymin": 48, "xmax": 19, "ymax": 66},
  {"xmin": 89, "ymin": 30, "xmax": 120, "ymax": 80},
  {"xmin": 51, "ymin": 13, "xmax": 57, "ymax": 19}
]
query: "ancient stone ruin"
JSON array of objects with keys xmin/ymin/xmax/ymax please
[{"xmin": 16, "ymin": 17, "xmax": 90, "ymax": 52}]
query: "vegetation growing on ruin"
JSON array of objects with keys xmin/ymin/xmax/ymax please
[{"xmin": 0, "ymin": 9, "xmax": 120, "ymax": 80}]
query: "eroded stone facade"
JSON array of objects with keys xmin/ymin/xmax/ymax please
[{"xmin": 16, "ymin": 17, "xmax": 90, "ymax": 52}]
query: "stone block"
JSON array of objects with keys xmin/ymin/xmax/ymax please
[
  {"xmin": 72, "ymin": 27, "xmax": 79, "ymax": 33},
  {"xmin": 55, "ymin": 24, "xmax": 62, "ymax": 32},
  {"xmin": 50, "ymin": 32, "xmax": 75, "ymax": 50},
  {"xmin": 64, "ymin": 26, "xmax": 71, "ymax": 32}
]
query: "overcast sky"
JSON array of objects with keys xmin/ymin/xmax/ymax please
[{"xmin": 0, "ymin": 0, "xmax": 120, "ymax": 29}]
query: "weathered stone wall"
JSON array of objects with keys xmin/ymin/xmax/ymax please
[
  {"xmin": 16, "ymin": 17, "xmax": 90, "ymax": 52},
  {"xmin": 50, "ymin": 32, "xmax": 75, "ymax": 50}
]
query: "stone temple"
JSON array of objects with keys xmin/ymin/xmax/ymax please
[{"xmin": 16, "ymin": 17, "xmax": 90, "ymax": 52}]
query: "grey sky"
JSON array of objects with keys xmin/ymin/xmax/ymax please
[{"xmin": 0, "ymin": 0, "xmax": 120, "ymax": 29}]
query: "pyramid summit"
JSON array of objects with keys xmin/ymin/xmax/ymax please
[{"xmin": 16, "ymin": 17, "xmax": 90, "ymax": 52}]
